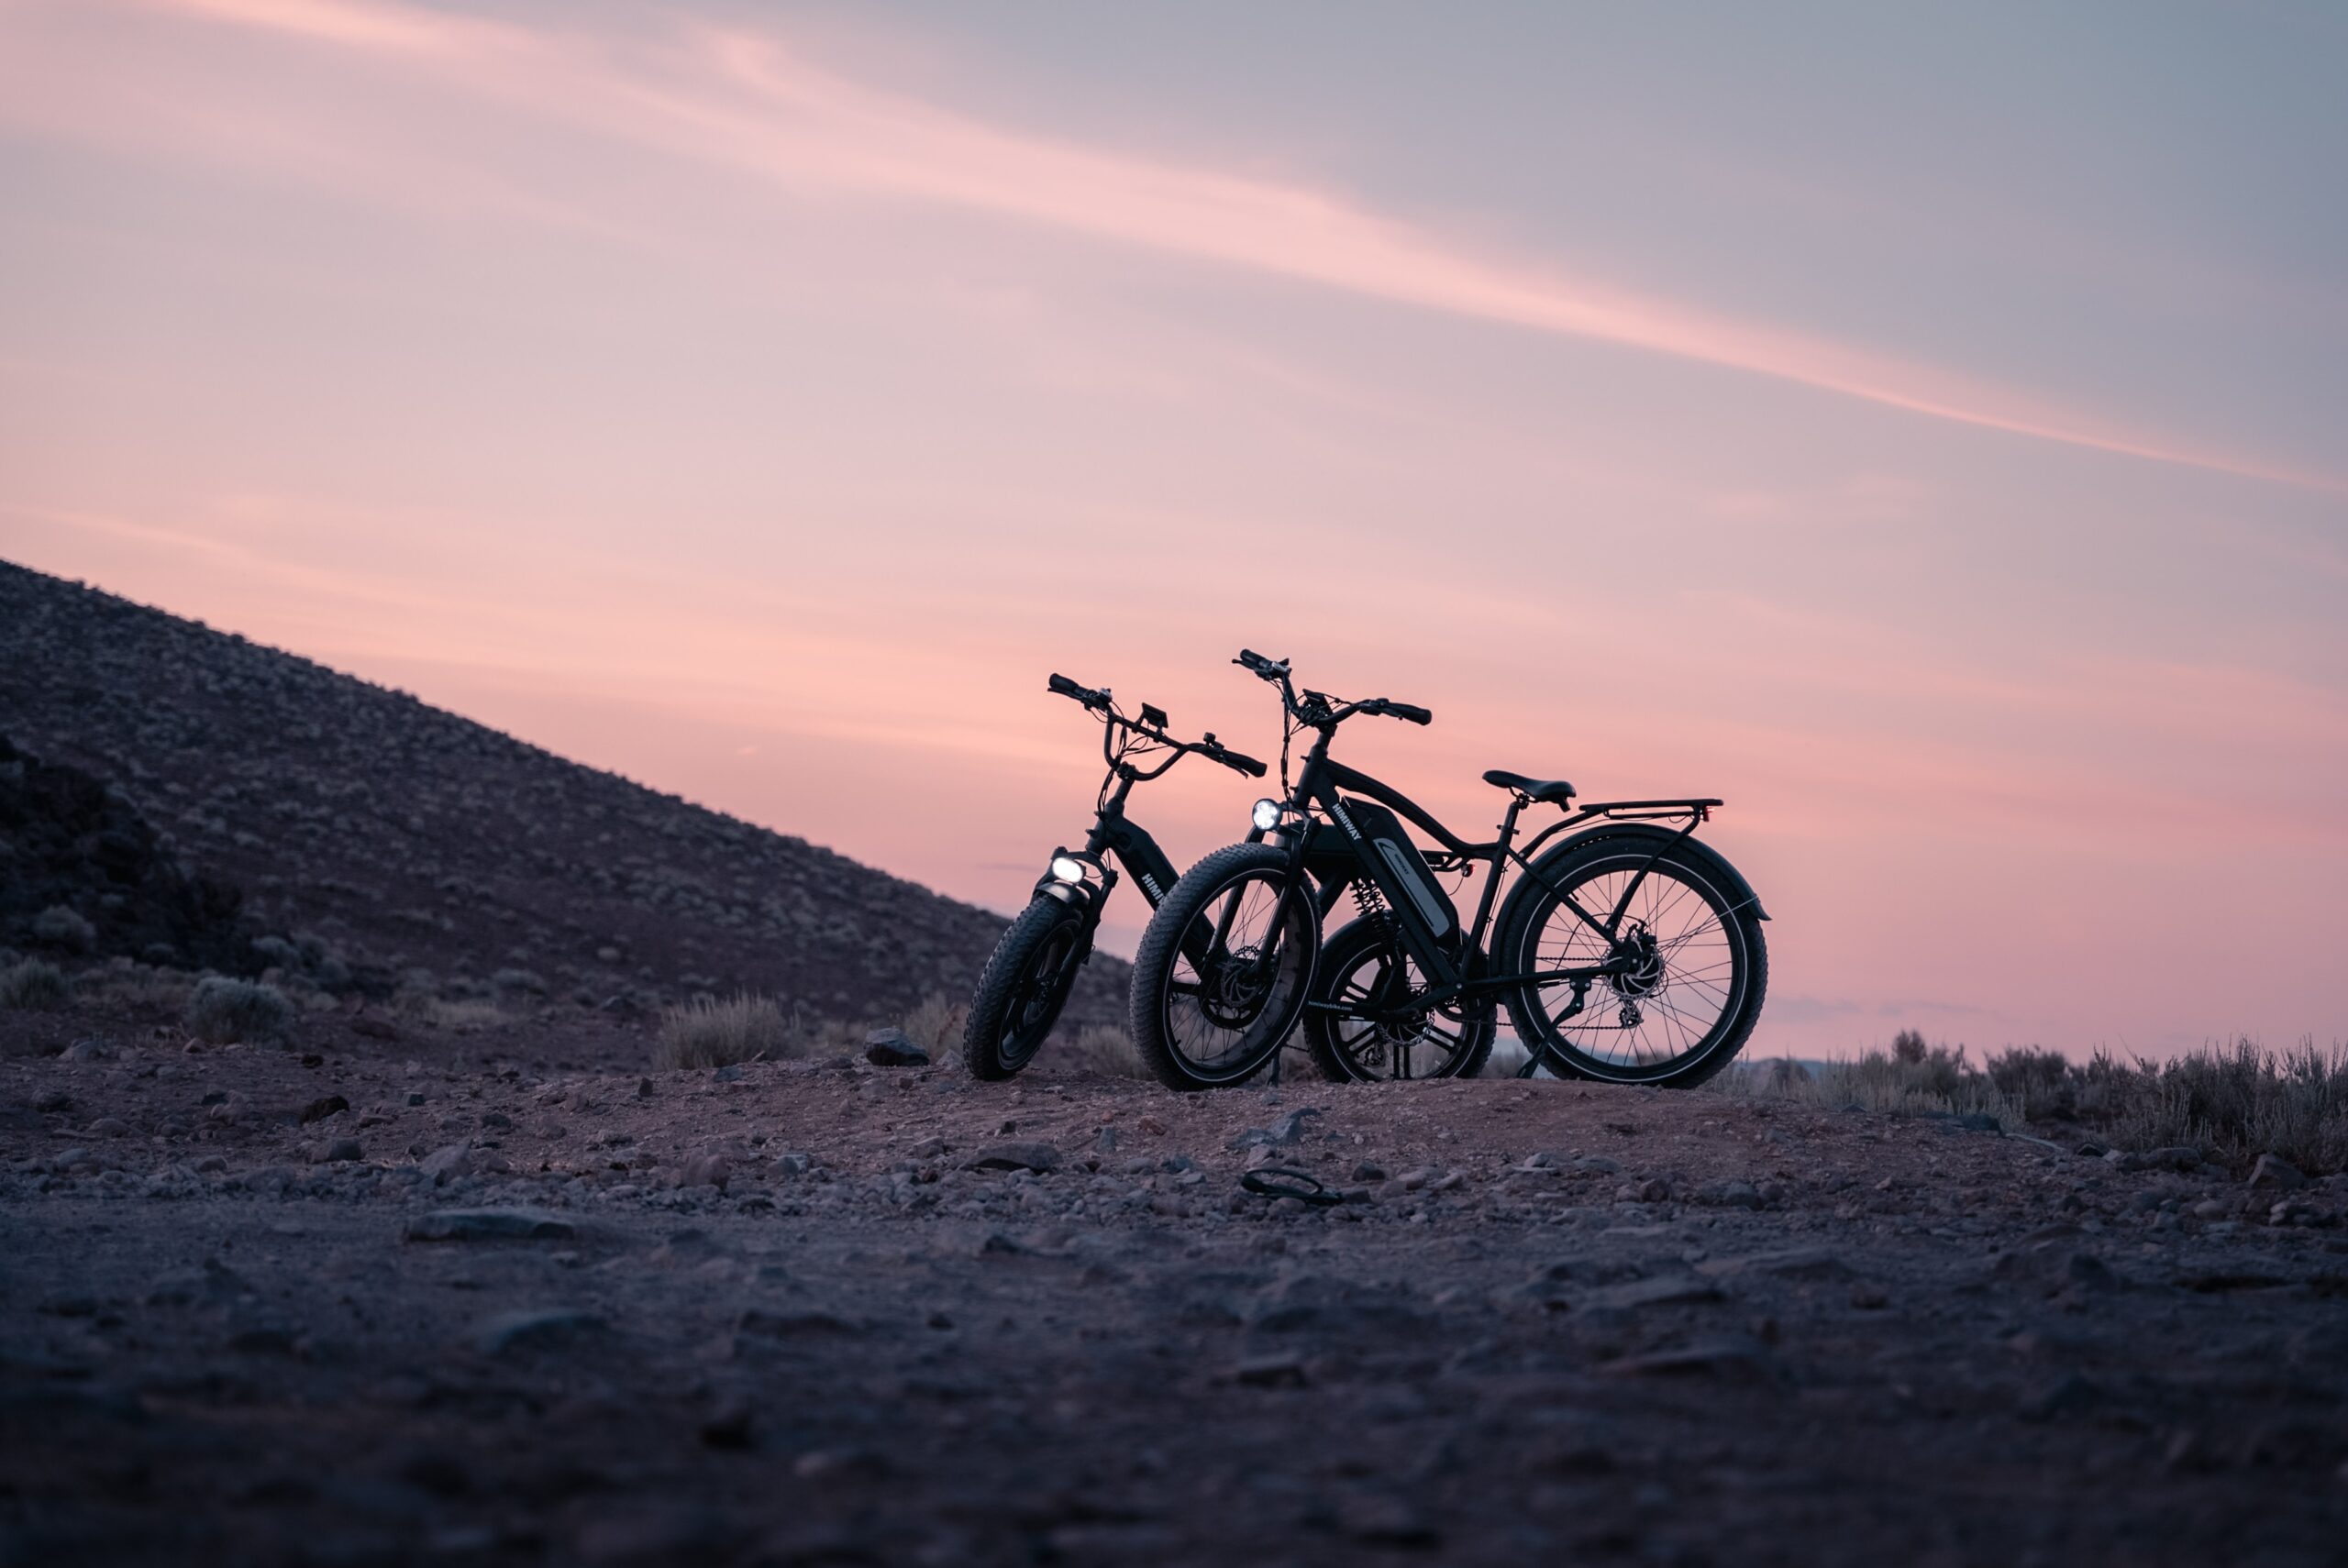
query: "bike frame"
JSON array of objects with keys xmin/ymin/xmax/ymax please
[{"xmin": 1251, "ymin": 716, "xmax": 1723, "ymax": 1018}]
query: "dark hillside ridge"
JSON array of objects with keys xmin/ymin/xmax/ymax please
[
  {"xmin": 0, "ymin": 733, "xmax": 252, "ymax": 972},
  {"xmin": 0, "ymin": 559, "xmax": 1124, "ymax": 1021}
]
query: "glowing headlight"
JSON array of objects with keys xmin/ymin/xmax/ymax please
[
  {"xmin": 1049, "ymin": 856, "xmax": 1089, "ymax": 884},
  {"xmin": 1251, "ymin": 799, "xmax": 1284, "ymax": 832}
]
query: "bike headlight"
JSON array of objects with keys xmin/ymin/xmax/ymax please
[
  {"xmin": 1049, "ymin": 856, "xmax": 1089, "ymax": 884},
  {"xmin": 1251, "ymin": 799, "xmax": 1284, "ymax": 832}
]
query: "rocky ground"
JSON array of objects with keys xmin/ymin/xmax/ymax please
[{"xmin": 6, "ymin": 1004, "xmax": 2347, "ymax": 1566}]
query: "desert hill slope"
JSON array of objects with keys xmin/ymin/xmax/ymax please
[{"xmin": 0, "ymin": 558, "xmax": 1122, "ymax": 1022}]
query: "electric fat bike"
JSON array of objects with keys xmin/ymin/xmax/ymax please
[
  {"xmin": 1127, "ymin": 651, "xmax": 1768, "ymax": 1091},
  {"xmin": 961, "ymin": 673, "xmax": 1267, "ymax": 1080}
]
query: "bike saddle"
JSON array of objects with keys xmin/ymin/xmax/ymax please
[{"xmin": 1483, "ymin": 769, "xmax": 1577, "ymax": 804}]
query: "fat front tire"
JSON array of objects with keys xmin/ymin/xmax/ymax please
[
  {"xmin": 1304, "ymin": 918, "xmax": 1496, "ymax": 1082},
  {"xmin": 1499, "ymin": 841, "xmax": 1768, "ymax": 1088},
  {"xmin": 962, "ymin": 896, "xmax": 1089, "ymax": 1081},
  {"xmin": 1128, "ymin": 843, "xmax": 1320, "ymax": 1091}
]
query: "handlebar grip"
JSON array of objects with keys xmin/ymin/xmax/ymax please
[
  {"xmin": 1217, "ymin": 747, "xmax": 1270, "ymax": 778},
  {"xmin": 1383, "ymin": 701, "xmax": 1433, "ymax": 726},
  {"xmin": 1235, "ymin": 648, "xmax": 1287, "ymax": 678},
  {"xmin": 1047, "ymin": 673, "xmax": 1082, "ymax": 697}
]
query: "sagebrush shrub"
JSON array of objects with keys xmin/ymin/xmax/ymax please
[
  {"xmin": 1058, "ymin": 1024, "xmax": 1153, "ymax": 1079},
  {"xmin": 657, "ymin": 993, "xmax": 803, "ymax": 1070},
  {"xmin": 187, "ymin": 977, "xmax": 294, "ymax": 1043},
  {"xmin": 31, "ymin": 905, "xmax": 96, "ymax": 954},
  {"xmin": 0, "ymin": 958, "xmax": 71, "ymax": 1011},
  {"xmin": 1719, "ymin": 1035, "xmax": 2348, "ymax": 1176},
  {"xmin": 897, "ymin": 992, "xmax": 966, "ymax": 1055}
]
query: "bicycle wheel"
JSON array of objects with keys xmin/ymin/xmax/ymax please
[
  {"xmin": 1498, "ymin": 840, "xmax": 1767, "ymax": 1087},
  {"xmin": 962, "ymin": 896, "xmax": 1088, "ymax": 1080},
  {"xmin": 1129, "ymin": 843, "xmax": 1319, "ymax": 1091},
  {"xmin": 1303, "ymin": 918, "xmax": 1495, "ymax": 1082}
]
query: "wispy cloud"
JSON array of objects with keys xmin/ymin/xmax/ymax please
[{"xmin": 32, "ymin": 0, "xmax": 2335, "ymax": 494}]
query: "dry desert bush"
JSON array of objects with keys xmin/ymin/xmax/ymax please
[
  {"xmin": 896, "ymin": 992, "xmax": 968, "ymax": 1056},
  {"xmin": 0, "ymin": 958, "xmax": 71, "ymax": 1012},
  {"xmin": 186, "ymin": 977, "xmax": 294, "ymax": 1044},
  {"xmin": 1724, "ymin": 1033, "xmax": 2348, "ymax": 1175},
  {"xmin": 1056, "ymin": 1023, "xmax": 1153, "ymax": 1079},
  {"xmin": 657, "ymin": 992, "xmax": 807, "ymax": 1069}
]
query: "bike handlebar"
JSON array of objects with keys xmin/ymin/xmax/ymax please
[
  {"xmin": 1048, "ymin": 671, "xmax": 1264, "ymax": 778},
  {"xmin": 1235, "ymin": 652, "xmax": 1431, "ymax": 729},
  {"xmin": 1047, "ymin": 672, "xmax": 1110, "ymax": 710},
  {"xmin": 1211, "ymin": 744, "xmax": 1269, "ymax": 778},
  {"xmin": 1235, "ymin": 648, "xmax": 1290, "ymax": 680}
]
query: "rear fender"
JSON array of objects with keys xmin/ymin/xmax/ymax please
[{"xmin": 1498, "ymin": 823, "xmax": 1768, "ymax": 944}]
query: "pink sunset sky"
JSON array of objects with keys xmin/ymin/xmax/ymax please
[{"xmin": 3, "ymin": 0, "xmax": 2342, "ymax": 1058}]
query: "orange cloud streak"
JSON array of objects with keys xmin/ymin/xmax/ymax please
[{"xmin": 81, "ymin": 0, "xmax": 2343, "ymax": 494}]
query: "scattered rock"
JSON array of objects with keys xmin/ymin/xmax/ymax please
[
  {"xmin": 682, "ymin": 1154, "xmax": 731, "ymax": 1192},
  {"xmin": 1695, "ymin": 1247, "xmax": 1854, "ymax": 1282},
  {"xmin": 1235, "ymin": 1353, "xmax": 1310, "ymax": 1388},
  {"xmin": 1582, "ymin": 1275, "xmax": 1725, "ymax": 1311},
  {"xmin": 864, "ymin": 1028, "xmax": 930, "ymax": 1068},
  {"xmin": 737, "ymin": 1309, "xmax": 861, "ymax": 1341},
  {"xmin": 419, "ymin": 1143, "xmax": 473, "ymax": 1186},
  {"xmin": 2250, "ymin": 1154, "xmax": 2307, "ymax": 1191},
  {"xmin": 297, "ymin": 1095, "xmax": 349, "ymax": 1125},
  {"xmin": 1228, "ymin": 1107, "xmax": 1323, "ymax": 1150},
  {"xmin": 1606, "ymin": 1339, "xmax": 1776, "ymax": 1382},
  {"xmin": 475, "ymin": 1308, "xmax": 604, "ymax": 1357},
  {"xmin": 405, "ymin": 1209, "xmax": 580, "ymax": 1242},
  {"xmin": 962, "ymin": 1143, "xmax": 1060, "ymax": 1174}
]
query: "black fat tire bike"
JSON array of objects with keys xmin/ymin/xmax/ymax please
[
  {"xmin": 961, "ymin": 674, "xmax": 1266, "ymax": 1080},
  {"xmin": 1128, "ymin": 651, "xmax": 1769, "ymax": 1091}
]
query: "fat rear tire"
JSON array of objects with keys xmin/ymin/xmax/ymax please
[
  {"xmin": 1303, "ymin": 917, "xmax": 1496, "ymax": 1082},
  {"xmin": 1499, "ymin": 841, "xmax": 1767, "ymax": 1088}
]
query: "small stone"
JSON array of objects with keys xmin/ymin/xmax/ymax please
[
  {"xmin": 475, "ymin": 1307, "xmax": 603, "ymax": 1356},
  {"xmin": 682, "ymin": 1154, "xmax": 731, "ymax": 1192},
  {"xmin": 1633, "ymin": 1177, "xmax": 1671, "ymax": 1204},
  {"xmin": 2022, "ymin": 1373, "xmax": 2104, "ymax": 1422},
  {"xmin": 1694, "ymin": 1247, "xmax": 1853, "ymax": 1281},
  {"xmin": 297, "ymin": 1095, "xmax": 349, "ymax": 1125},
  {"xmin": 1583, "ymin": 1275, "xmax": 1725, "ymax": 1311},
  {"xmin": 1352, "ymin": 1161, "xmax": 1388, "ymax": 1182},
  {"xmin": 908, "ymin": 1136, "xmax": 948, "ymax": 1160},
  {"xmin": 420, "ymin": 1143, "xmax": 472, "ymax": 1186},
  {"xmin": 700, "ymin": 1393, "xmax": 757, "ymax": 1450},
  {"xmin": 1606, "ymin": 1339, "xmax": 1775, "ymax": 1382},
  {"xmin": 737, "ymin": 1309, "xmax": 860, "ymax": 1340},
  {"xmin": 2249, "ymin": 1154, "xmax": 2307, "ymax": 1191},
  {"xmin": 1235, "ymin": 1353, "xmax": 1310, "ymax": 1388},
  {"xmin": 864, "ymin": 1028, "xmax": 930, "ymax": 1067},
  {"xmin": 962, "ymin": 1142, "xmax": 1060, "ymax": 1174},
  {"xmin": 317, "ymin": 1137, "xmax": 363, "ymax": 1164},
  {"xmin": 1228, "ymin": 1106, "xmax": 1322, "ymax": 1150},
  {"xmin": 405, "ymin": 1209, "xmax": 579, "ymax": 1242}
]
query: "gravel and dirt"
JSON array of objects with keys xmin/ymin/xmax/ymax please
[{"xmin": 6, "ymin": 1006, "xmax": 2348, "ymax": 1566}]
